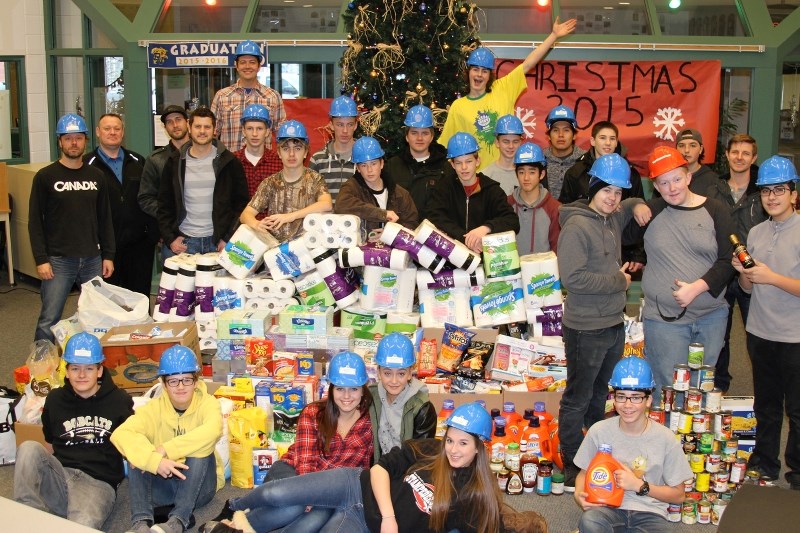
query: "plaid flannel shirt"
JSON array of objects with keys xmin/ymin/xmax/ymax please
[
  {"xmin": 234, "ymin": 147, "xmax": 283, "ymax": 197},
  {"xmin": 280, "ymin": 402, "xmax": 373, "ymax": 475},
  {"xmin": 211, "ymin": 81, "xmax": 285, "ymax": 151}
]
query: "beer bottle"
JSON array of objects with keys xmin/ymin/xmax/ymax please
[{"xmin": 729, "ymin": 234, "xmax": 755, "ymax": 269}]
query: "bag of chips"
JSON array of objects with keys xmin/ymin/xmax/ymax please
[{"xmin": 436, "ymin": 323, "xmax": 475, "ymax": 373}]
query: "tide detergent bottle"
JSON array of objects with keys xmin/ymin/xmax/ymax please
[{"xmin": 585, "ymin": 444, "xmax": 624, "ymax": 507}]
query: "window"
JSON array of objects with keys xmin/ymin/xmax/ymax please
[
  {"xmin": 0, "ymin": 59, "xmax": 27, "ymax": 162},
  {"xmin": 156, "ymin": 0, "xmax": 248, "ymax": 33},
  {"xmin": 560, "ymin": 0, "xmax": 651, "ymax": 35},
  {"xmin": 655, "ymin": 0, "xmax": 748, "ymax": 36},
  {"xmin": 252, "ymin": 1, "xmax": 342, "ymax": 33}
]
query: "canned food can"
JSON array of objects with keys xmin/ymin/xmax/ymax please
[
  {"xmin": 648, "ymin": 407, "xmax": 666, "ymax": 425},
  {"xmin": 688, "ymin": 343, "xmax": 704, "ymax": 369},
  {"xmin": 713, "ymin": 471, "xmax": 730, "ymax": 492},
  {"xmin": 686, "ymin": 389, "xmax": 703, "ymax": 414},
  {"xmin": 699, "ymin": 432, "xmax": 714, "ymax": 454},
  {"xmin": 674, "ymin": 364, "xmax": 691, "ymax": 391},
  {"xmin": 662, "ymin": 386, "xmax": 675, "ymax": 412},
  {"xmin": 687, "ymin": 490, "xmax": 702, "ymax": 501},
  {"xmin": 711, "ymin": 499, "xmax": 728, "ymax": 525},
  {"xmin": 669, "ymin": 410, "xmax": 681, "ymax": 432},
  {"xmin": 682, "ymin": 499, "xmax": 698, "ymax": 524},
  {"xmin": 730, "ymin": 459, "xmax": 747, "ymax": 484},
  {"xmin": 698, "ymin": 509, "xmax": 711, "ymax": 524},
  {"xmin": 692, "ymin": 414, "xmax": 706, "ymax": 434},
  {"xmin": 745, "ymin": 470, "xmax": 761, "ymax": 484},
  {"xmin": 705, "ymin": 453, "xmax": 721, "ymax": 473},
  {"xmin": 682, "ymin": 433, "xmax": 697, "ymax": 453},
  {"xmin": 705, "ymin": 388, "xmax": 722, "ymax": 413},
  {"xmin": 696, "ymin": 472, "xmax": 711, "ymax": 492},
  {"xmin": 723, "ymin": 437, "xmax": 739, "ymax": 456},
  {"xmin": 678, "ymin": 412, "xmax": 693, "ymax": 434},
  {"xmin": 696, "ymin": 365, "xmax": 715, "ymax": 391},
  {"xmin": 667, "ymin": 503, "xmax": 682, "ymax": 522},
  {"xmin": 684, "ymin": 478, "xmax": 694, "ymax": 492},
  {"xmin": 690, "ymin": 453, "xmax": 705, "ymax": 473},
  {"xmin": 712, "ymin": 438, "xmax": 724, "ymax": 454},
  {"xmin": 714, "ymin": 412, "xmax": 733, "ymax": 440}
]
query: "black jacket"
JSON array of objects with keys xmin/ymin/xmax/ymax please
[
  {"xmin": 85, "ymin": 147, "xmax": 159, "ymax": 248},
  {"xmin": 383, "ymin": 143, "xmax": 456, "ymax": 221},
  {"xmin": 138, "ymin": 142, "xmax": 181, "ymax": 219},
  {"xmin": 706, "ymin": 164, "xmax": 765, "ymax": 239},
  {"xmin": 558, "ymin": 150, "xmax": 645, "ymax": 204},
  {"xmin": 41, "ymin": 371, "xmax": 133, "ymax": 489},
  {"xmin": 427, "ymin": 172, "xmax": 520, "ymax": 243},
  {"xmin": 157, "ymin": 140, "xmax": 249, "ymax": 245}
]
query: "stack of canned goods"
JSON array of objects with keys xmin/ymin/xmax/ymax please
[{"xmin": 647, "ymin": 343, "xmax": 765, "ymax": 526}]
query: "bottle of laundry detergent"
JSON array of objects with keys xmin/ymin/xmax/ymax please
[{"xmin": 585, "ymin": 444, "xmax": 624, "ymax": 507}]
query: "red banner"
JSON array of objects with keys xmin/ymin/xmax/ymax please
[
  {"xmin": 496, "ymin": 59, "xmax": 721, "ymax": 171},
  {"xmin": 284, "ymin": 98, "xmax": 333, "ymax": 155}
]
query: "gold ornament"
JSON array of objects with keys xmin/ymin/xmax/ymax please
[
  {"xmin": 370, "ymin": 69, "xmax": 378, "ymax": 77},
  {"xmin": 360, "ymin": 104, "xmax": 388, "ymax": 136},
  {"xmin": 443, "ymin": 43, "xmax": 449, "ymax": 50},
  {"xmin": 460, "ymin": 6, "xmax": 466, "ymax": 12},
  {"xmin": 416, "ymin": 82, "xmax": 423, "ymax": 92}
]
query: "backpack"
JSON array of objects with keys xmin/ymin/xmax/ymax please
[{"xmin": 0, "ymin": 386, "xmax": 23, "ymax": 464}]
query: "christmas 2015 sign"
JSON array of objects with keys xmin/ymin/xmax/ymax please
[{"xmin": 496, "ymin": 59, "xmax": 721, "ymax": 170}]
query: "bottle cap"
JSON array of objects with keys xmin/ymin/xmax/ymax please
[{"xmin": 552, "ymin": 472, "xmax": 565, "ymax": 482}]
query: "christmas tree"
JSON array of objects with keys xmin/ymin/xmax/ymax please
[{"xmin": 340, "ymin": 0, "xmax": 482, "ymax": 156}]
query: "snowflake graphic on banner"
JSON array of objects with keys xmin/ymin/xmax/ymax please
[
  {"xmin": 516, "ymin": 106, "xmax": 537, "ymax": 137},
  {"xmin": 652, "ymin": 107, "xmax": 686, "ymax": 141}
]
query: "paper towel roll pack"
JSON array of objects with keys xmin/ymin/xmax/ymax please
[
  {"xmin": 340, "ymin": 307, "xmax": 387, "ymax": 342},
  {"xmin": 520, "ymin": 252, "xmax": 563, "ymax": 311},
  {"xmin": 154, "ymin": 256, "xmax": 182, "ymax": 321},
  {"xmin": 294, "ymin": 270, "xmax": 337, "ymax": 308},
  {"xmin": 481, "ymin": 231, "xmax": 521, "ymax": 278},
  {"xmin": 213, "ymin": 274, "xmax": 247, "ymax": 315},
  {"xmin": 338, "ymin": 242, "xmax": 410, "ymax": 270},
  {"xmin": 302, "ymin": 213, "xmax": 362, "ymax": 249},
  {"xmin": 195, "ymin": 253, "xmax": 224, "ymax": 321},
  {"xmin": 469, "ymin": 275, "xmax": 527, "ymax": 327},
  {"xmin": 218, "ymin": 224, "xmax": 279, "ymax": 280},
  {"xmin": 418, "ymin": 286, "xmax": 473, "ymax": 328},
  {"xmin": 385, "ymin": 312, "xmax": 420, "ymax": 334},
  {"xmin": 312, "ymin": 248, "xmax": 360, "ymax": 309},
  {"xmin": 416, "ymin": 268, "xmax": 485, "ymax": 290},
  {"xmin": 380, "ymin": 222, "xmax": 447, "ymax": 274},
  {"xmin": 170, "ymin": 259, "xmax": 197, "ymax": 321},
  {"xmin": 414, "ymin": 220, "xmax": 481, "ymax": 274},
  {"xmin": 263, "ymin": 238, "xmax": 315, "ymax": 281},
  {"xmin": 359, "ymin": 265, "xmax": 416, "ymax": 313}
]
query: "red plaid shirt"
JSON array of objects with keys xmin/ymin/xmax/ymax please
[
  {"xmin": 280, "ymin": 402, "xmax": 373, "ymax": 475},
  {"xmin": 211, "ymin": 80, "xmax": 286, "ymax": 151},
  {"xmin": 234, "ymin": 147, "xmax": 283, "ymax": 197}
]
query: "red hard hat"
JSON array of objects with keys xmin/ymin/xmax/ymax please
[{"xmin": 648, "ymin": 146, "xmax": 687, "ymax": 179}]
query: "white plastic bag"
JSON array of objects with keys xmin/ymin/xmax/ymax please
[
  {"xmin": 77, "ymin": 277, "xmax": 152, "ymax": 335},
  {"xmin": 0, "ymin": 387, "xmax": 22, "ymax": 464}
]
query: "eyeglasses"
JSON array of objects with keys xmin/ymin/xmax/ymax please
[
  {"xmin": 165, "ymin": 377, "xmax": 196, "ymax": 388},
  {"xmin": 760, "ymin": 186, "xmax": 790, "ymax": 197},
  {"xmin": 614, "ymin": 393, "xmax": 648, "ymax": 404},
  {"xmin": 654, "ymin": 295, "xmax": 687, "ymax": 322}
]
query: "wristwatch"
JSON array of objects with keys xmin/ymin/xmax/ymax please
[{"xmin": 636, "ymin": 478, "xmax": 650, "ymax": 496}]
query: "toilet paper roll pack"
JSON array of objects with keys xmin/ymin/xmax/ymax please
[
  {"xmin": 213, "ymin": 275, "xmax": 247, "ymax": 314},
  {"xmin": 380, "ymin": 222, "xmax": 447, "ymax": 274},
  {"xmin": 359, "ymin": 265, "xmax": 417, "ymax": 313},
  {"xmin": 302, "ymin": 213, "xmax": 362, "ymax": 249},
  {"xmin": 469, "ymin": 274, "xmax": 527, "ymax": 327},
  {"xmin": 520, "ymin": 252, "xmax": 563, "ymax": 311},
  {"xmin": 197, "ymin": 320, "xmax": 218, "ymax": 339},
  {"xmin": 414, "ymin": 220, "xmax": 481, "ymax": 274},
  {"xmin": 311, "ymin": 247, "xmax": 360, "ymax": 309},
  {"xmin": 338, "ymin": 242, "xmax": 410, "ymax": 270},
  {"xmin": 263, "ymin": 238, "xmax": 315, "ymax": 281},
  {"xmin": 418, "ymin": 286, "xmax": 474, "ymax": 328},
  {"xmin": 218, "ymin": 224, "xmax": 278, "ymax": 280},
  {"xmin": 294, "ymin": 270, "xmax": 337, "ymax": 308},
  {"xmin": 481, "ymin": 231, "xmax": 521, "ymax": 279},
  {"xmin": 416, "ymin": 268, "xmax": 485, "ymax": 290}
]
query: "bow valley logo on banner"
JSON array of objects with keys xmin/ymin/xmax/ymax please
[
  {"xmin": 496, "ymin": 59, "xmax": 721, "ymax": 171},
  {"xmin": 147, "ymin": 41, "xmax": 268, "ymax": 68}
]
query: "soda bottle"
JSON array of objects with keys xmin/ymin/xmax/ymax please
[
  {"xmin": 521, "ymin": 416, "xmax": 553, "ymax": 462},
  {"xmin": 435, "ymin": 399, "xmax": 455, "ymax": 439},
  {"xmin": 501, "ymin": 401, "xmax": 524, "ymax": 442},
  {"xmin": 585, "ymin": 444, "xmax": 624, "ymax": 507},
  {"xmin": 729, "ymin": 234, "xmax": 755, "ymax": 268},
  {"xmin": 519, "ymin": 439, "xmax": 539, "ymax": 494},
  {"xmin": 534, "ymin": 401, "xmax": 554, "ymax": 431},
  {"xmin": 490, "ymin": 418, "xmax": 514, "ymax": 464}
]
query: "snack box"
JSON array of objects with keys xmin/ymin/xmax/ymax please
[{"xmin": 721, "ymin": 396, "xmax": 757, "ymax": 437}]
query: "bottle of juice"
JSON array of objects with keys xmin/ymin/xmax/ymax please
[
  {"xmin": 435, "ymin": 399, "xmax": 455, "ymax": 439},
  {"xmin": 585, "ymin": 444, "xmax": 624, "ymax": 507},
  {"xmin": 490, "ymin": 418, "xmax": 515, "ymax": 464},
  {"xmin": 534, "ymin": 401, "xmax": 554, "ymax": 431},
  {"xmin": 519, "ymin": 439, "xmax": 539, "ymax": 494},
  {"xmin": 521, "ymin": 416, "xmax": 553, "ymax": 462},
  {"xmin": 501, "ymin": 402, "xmax": 524, "ymax": 442}
]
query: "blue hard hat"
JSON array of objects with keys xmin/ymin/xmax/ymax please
[
  {"xmin": 495, "ymin": 114, "xmax": 524, "ymax": 136},
  {"xmin": 756, "ymin": 155, "xmax": 799, "ymax": 186},
  {"xmin": 56, "ymin": 113, "xmax": 88, "ymax": 136},
  {"xmin": 514, "ymin": 142, "xmax": 547, "ymax": 166},
  {"xmin": 352, "ymin": 136, "xmax": 385, "ymax": 164},
  {"xmin": 330, "ymin": 96, "xmax": 358, "ymax": 118},
  {"xmin": 240, "ymin": 104, "xmax": 271, "ymax": 126},
  {"xmin": 609, "ymin": 357, "xmax": 655, "ymax": 390},
  {"xmin": 467, "ymin": 48, "xmax": 495, "ymax": 70},
  {"xmin": 328, "ymin": 351, "xmax": 368, "ymax": 387},
  {"xmin": 235, "ymin": 40, "xmax": 263, "ymax": 61},
  {"xmin": 447, "ymin": 132, "xmax": 480, "ymax": 159},
  {"xmin": 588, "ymin": 153, "xmax": 632, "ymax": 189},
  {"xmin": 375, "ymin": 332, "xmax": 415, "ymax": 368},
  {"xmin": 63, "ymin": 332, "xmax": 104, "ymax": 365},
  {"xmin": 445, "ymin": 402, "xmax": 493, "ymax": 441},
  {"xmin": 404, "ymin": 105, "xmax": 434, "ymax": 128},
  {"xmin": 158, "ymin": 345, "xmax": 200, "ymax": 376},
  {"xmin": 545, "ymin": 105, "xmax": 577, "ymax": 129},
  {"xmin": 277, "ymin": 119, "xmax": 309, "ymax": 143}
]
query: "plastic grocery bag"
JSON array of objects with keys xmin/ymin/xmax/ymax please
[
  {"xmin": 77, "ymin": 277, "xmax": 152, "ymax": 335},
  {"xmin": 26, "ymin": 340, "xmax": 62, "ymax": 397},
  {"xmin": 228, "ymin": 407, "xmax": 269, "ymax": 488},
  {"xmin": 0, "ymin": 386, "xmax": 22, "ymax": 464}
]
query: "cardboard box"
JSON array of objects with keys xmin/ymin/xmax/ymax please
[
  {"xmin": 428, "ymin": 391, "xmax": 563, "ymax": 418},
  {"xmin": 429, "ymin": 392, "xmax": 504, "ymax": 413},
  {"xmin": 100, "ymin": 322, "xmax": 199, "ymax": 390},
  {"xmin": 721, "ymin": 396, "xmax": 756, "ymax": 437},
  {"xmin": 14, "ymin": 422, "xmax": 53, "ymax": 454}
]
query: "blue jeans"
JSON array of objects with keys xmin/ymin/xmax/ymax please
[
  {"xmin": 579, "ymin": 507, "xmax": 669, "ymax": 533},
  {"xmin": 161, "ymin": 236, "xmax": 216, "ymax": 260},
  {"xmin": 13, "ymin": 441, "xmax": 116, "ymax": 529},
  {"xmin": 127, "ymin": 455, "xmax": 217, "ymax": 528},
  {"xmin": 35, "ymin": 255, "xmax": 101, "ymax": 342},
  {"xmin": 229, "ymin": 467, "xmax": 368, "ymax": 533},
  {"xmin": 716, "ymin": 280, "xmax": 751, "ymax": 390},
  {"xmin": 557, "ymin": 324, "xmax": 624, "ymax": 460},
  {"xmin": 643, "ymin": 305, "xmax": 728, "ymax": 404}
]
